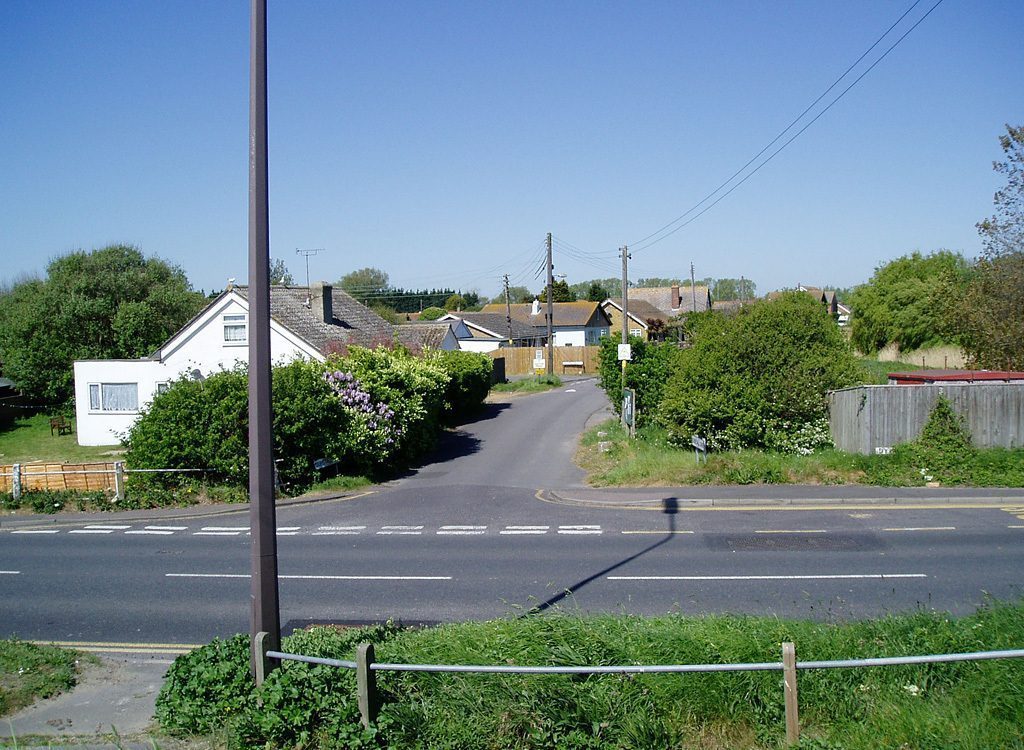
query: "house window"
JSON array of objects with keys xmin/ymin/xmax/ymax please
[
  {"xmin": 156, "ymin": 382, "xmax": 170, "ymax": 396},
  {"xmin": 223, "ymin": 314, "xmax": 247, "ymax": 344},
  {"xmin": 88, "ymin": 382, "xmax": 139, "ymax": 412},
  {"xmin": 629, "ymin": 328, "xmax": 643, "ymax": 337}
]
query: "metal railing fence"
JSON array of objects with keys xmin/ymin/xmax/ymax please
[{"xmin": 257, "ymin": 636, "xmax": 1024, "ymax": 746}]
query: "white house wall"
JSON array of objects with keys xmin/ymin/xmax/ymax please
[
  {"xmin": 74, "ymin": 294, "xmax": 324, "ymax": 446},
  {"xmin": 458, "ymin": 339, "xmax": 502, "ymax": 353}
]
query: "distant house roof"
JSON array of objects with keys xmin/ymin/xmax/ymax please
[
  {"xmin": 600, "ymin": 299, "xmax": 669, "ymax": 328},
  {"xmin": 391, "ymin": 322, "xmax": 448, "ymax": 350},
  {"xmin": 229, "ymin": 284, "xmax": 393, "ymax": 353},
  {"xmin": 711, "ymin": 299, "xmax": 746, "ymax": 315},
  {"xmin": 888, "ymin": 370, "xmax": 1024, "ymax": 385},
  {"xmin": 479, "ymin": 301, "xmax": 610, "ymax": 329},
  {"xmin": 439, "ymin": 312, "xmax": 539, "ymax": 341},
  {"xmin": 628, "ymin": 285, "xmax": 711, "ymax": 316}
]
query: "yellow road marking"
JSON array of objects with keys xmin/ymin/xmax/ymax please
[{"xmin": 33, "ymin": 640, "xmax": 201, "ymax": 655}]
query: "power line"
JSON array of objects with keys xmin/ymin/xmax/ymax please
[{"xmin": 631, "ymin": 0, "xmax": 943, "ymax": 252}]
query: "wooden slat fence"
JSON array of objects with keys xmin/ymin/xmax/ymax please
[
  {"xmin": 0, "ymin": 462, "xmax": 117, "ymax": 493},
  {"xmin": 490, "ymin": 346, "xmax": 602, "ymax": 377}
]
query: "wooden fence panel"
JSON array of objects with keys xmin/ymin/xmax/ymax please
[
  {"xmin": 1, "ymin": 462, "xmax": 117, "ymax": 493},
  {"xmin": 491, "ymin": 346, "xmax": 602, "ymax": 377}
]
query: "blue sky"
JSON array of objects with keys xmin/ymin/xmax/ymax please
[{"xmin": 2, "ymin": 1, "xmax": 1021, "ymax": 301}]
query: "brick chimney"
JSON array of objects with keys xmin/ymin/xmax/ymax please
[
  {"xmin": 311, "ymin": 282, "xmax": 333, "ymax": 324},
  {"xmin": 671, "ymin": 284, "xmax": 681, "ymax": 310}
]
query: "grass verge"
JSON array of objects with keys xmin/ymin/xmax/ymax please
[
  {"xmin": 491, "ymin": 375, "xmax": 563, "ymax": 395},
  {"xmin": 0, "ymin": 409, "xmax": 117, "ymax": 465},
  {"xmin": 155, "ymin": 603, "xmax": 1024, "ymax": 749},
  {"xmin": 854, "ymin": 358, "xmax": 925, "ymax": 385},
  {"xmin": 578, "ymin": 421, "xmax": 1024, "ymax": 487},
  {"xmin": 0, "ymin": 640, "xmax": 90, "ymax": 717}
]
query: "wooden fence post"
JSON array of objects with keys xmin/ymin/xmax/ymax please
[
  {"xmin": 782, "ymin": 641, "xmax": 800, "ymax": 745},
  {"xmin": 114, "ymin": 461, "xmax": 125, "ymax": 502},
  {"xmin": 12, "ymin": 464, "xmax": 21, "ymax": 502},
  {"xmin": 357, "ymin": 643, "xmax": 379, "ymax": 729}
]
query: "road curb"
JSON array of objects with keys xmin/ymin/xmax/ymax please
[{"xmin": 0, "ymin": 488, "xmax": 374, "ymax": 531}]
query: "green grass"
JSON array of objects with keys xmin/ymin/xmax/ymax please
[
  {"xmin": 0, "ymin": 639, "xmax": 90, "ymax": 717},
  {"xmin": 578, "ymin": 420, "xmax": 1024, "ymax": 487},
  {"xmin": 491, "ymin": 375, "xmax": 564, "ymax": 394},
  {"xmin": 156, "ymin": 603, "xmax": 1024, "ymax": 749},
  {"xmin": 0, "ymin": 409, "xmax": 118, "ymax": 464},
  {"xmin": 855, "ymin": 358, "xmax": 925, "ymax": 385},
  {"xmin": 306, "ymin": 475, "xmax": 373, "ymax": 494}
]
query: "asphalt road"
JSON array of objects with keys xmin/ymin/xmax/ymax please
[{"xmin": 2, "ymin": 378, "xmax": 1024, "ymax": 645}]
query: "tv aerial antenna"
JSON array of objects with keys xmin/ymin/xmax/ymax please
[{"xmin": 295, "ymin": 248, "xmax": 325, "ymax": 289}]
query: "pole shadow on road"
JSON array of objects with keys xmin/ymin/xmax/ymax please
[{"xmin": 524, "ymin": 497, "xmax": 681, "ymax": 616}]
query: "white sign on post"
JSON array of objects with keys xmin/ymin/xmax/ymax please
[{"xmin": 617, "ymin": 343, "xmax": 632, "ymax": 361}]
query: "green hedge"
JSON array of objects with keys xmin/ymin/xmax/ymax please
[
  {"xmin": 597, "ymin": 336, "xmax": 678, "ymax": 429},
  {"xmin": 126, "ymin": 347, "xmax": 457, "ymax": 494},
  {"xmin": 430, "ymin": 349, "xmax": 493, "ymax": 422}
]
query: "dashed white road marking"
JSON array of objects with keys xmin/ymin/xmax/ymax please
[
  {"xmin": 0, "ymin": 570, "xmax": 20, "ymax": 575},
  {"xmin": 69, "ymin": 529, "xmax": 117, "ymax": 534},
  {"xmin": 437, "ymin": 525, "xmax": 487, "ymax": 535},
  {"xmin": 313, "ymin": 525, "xmax": 365, "ymax": 535},
  {"xmin": 85, "ymin": 524, "xmax": 132, "ymax": 530},
  {"xmin": 500, "ymin": 525, "xmax": 549, "ymax": 535},
  {"xmin": 558, "ymin": 525, "xmax": 602, "ymax": 535},
  {"xmin": 608, "ymin": 573, "xmax": 928, "ymax": 581},
  {"xmin": 882, "ymin": 527, "xmax": 956, "ymax": 532},
  {"xmin": 377, "ymin": 526, "xmax": 423, "ymax": 535},
  {"xmin": 11, "ymin": 529, "xmax": 60, "ymax": 535},
  {"xmin": 621, "ymin": 530, "xmax": 694, "ymax": 535},
  {"xmin": 195, "ymin": 526, "xmax": 247, "ymax": 536},
  {"xmin": 125, "ymin": 530, "xmax": 175, "ymax": 535},
  {"xmin": 165, "ymin": 573, "xmax": 452, "ymax": 581},
  {"xmin": 201, "ymin": 526, "xmax": 248, "ymax": 531},
  {"xmin": 146, "ymin": 526, "xmax": 187, "ymax": 531}
]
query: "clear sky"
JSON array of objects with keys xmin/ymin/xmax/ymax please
[{"xmin": 2, "ymin": 1, "xmax": 1021, "ymax": 301}]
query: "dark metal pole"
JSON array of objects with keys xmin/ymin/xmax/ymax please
[{"xmin": 248, "ymin": 0, "xmax": 280, "ymax": 678}]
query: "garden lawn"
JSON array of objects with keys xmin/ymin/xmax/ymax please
[{"xmin": 0, "ymin": 409, "xmax": 117, "ymax": 465}]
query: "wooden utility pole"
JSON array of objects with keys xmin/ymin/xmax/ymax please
[
  {"xmin": 546, "ymin": 232, "xmax": 554, "ymax": 376},
  {"xmin": 248, "ymin": 0, "xmax": 280, "ymax": 680},
  {"xmin": 690, "ymin": 262, "xmax": 697, "ymax": 312},
  {"xmin": 620, "ymin": 245, "xmax": 630, "ymax": 395},
  {"xmin": 503, "ymin": 274, "xmax": 513, "ymax": 346}
]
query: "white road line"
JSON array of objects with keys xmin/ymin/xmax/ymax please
[
  {"xmin": 608, "ymin": 573, "xmax": 928, "ymax": 581},
  {"xmin": 377, "ymin": 526, "xmax": 423, "ymax": 535},
  {"xmin": 438, "ymin": 525, "xmax": 487, "ymax": 535},
  {"xmin": 146, "ymin": 526, "xmax": 187, "ymax": 531},
  {"xmin": 201, "ymin": 526, "xmax": 249, "ymax": 531},
  {"xmin": 278, "ymin": 527, "xmax": 301, "ymax": 531},
  {"xmin": 755, "ymin": 529, "xmax": 828, "ymax": 534},
  {"xmin": 69, "ymin": 529, "xmax": 115, "ymax": 534},
  {"xmin": 558, "ymin": 528, "xmax": 603, "ymax": 535},
  {"xmin": 276, "ymin": 532, "xmax": 299, "ymax": 536},
  {"xmin": 165, "ymin": 573, "xmax": 452, "ymax": 580},
  {"xmin": 882, "ymin": 527, "xmax": 956, "ymax": 532},
  {"xmin": 312, "ymin": 531, "xmax": 362, "ymax": 536},
  {"xmin": 0, "ymin": 570, "xmax": 20, "ymax": 575},
  {"xmin": 85, "ymin": 524, "xmax": 131, "ymax": 530},
  {"xmin": 500, "ymin": 525, "xmax": 549, "ymax": 535},
  {"xmin": 194, "ymin": 531, "xmax": 242, "ymax": 536},
  {"xmin": 319, "ymin": 526, "xmax": 365, "ymax": 531},
  {"xmin": 11, "ymin": 529, "xmax": 60, "ymax": 535},
  {"xmin": 621, "ymin": 530, "xmax": 694, "ymax": 535},
  {"xmin": 125, "ymin": 530, "xmax": 175, "ymax": 535},
  {"xmin": 1009, "ymin": 525, "xmax": 1024, "ymax": 529}
]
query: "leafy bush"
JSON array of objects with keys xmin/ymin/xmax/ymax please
[
  {"xmin": 127, "ymin": 348, "xmax": 453, "ymax": 495},
  {"xmin": 419, "ymin": 306, "xmax": 446, "ymax": 321},
  {"xmin": 659, "ymin": 294, "xmax": 860, "ymax": 453},
  {"xmin": 597, "ymin": 336, "xmax": 678, "ymax": 428},
  {"xmin": 430, "ymin": 350, "xmax": 493, "ymax": 422}
]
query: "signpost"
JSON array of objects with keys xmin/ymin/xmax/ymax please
[
  {"xmin": 622, "ymin": 388, "xmax": 636, "ymax": 438},
  {"xmin": 691, "ymin": 434, "xmax": 707, "ymax": 463}
]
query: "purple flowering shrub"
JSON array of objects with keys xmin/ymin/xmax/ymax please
[{"xmin": 324, "ymin": 369, "xmax": 404, "ymax": 464}]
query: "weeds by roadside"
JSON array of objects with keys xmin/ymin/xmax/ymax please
[
  {"xmin": 491, "ymin": 375, "xmax": 563, "ymax": 395},
  {"xmin": 0, "ymin": 640, "xmax": 92, "ymax": 717}
]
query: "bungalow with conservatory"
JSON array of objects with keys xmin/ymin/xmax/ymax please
[{"xmin": 73, "ymin": 283, "xmax": 393, "ymax": 446}]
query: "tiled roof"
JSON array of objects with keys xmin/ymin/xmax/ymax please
[
  {"xmin": 628, "ymin": 286, "xmax": 711, "ymax": 315},
  {"xmin": 234, "ymin": 285, "xmax": 394, "ymax": 352},
  {"xmin": 393, "ymin": 322, "xmax": 453, "ymax": 350},
  {"xmin": 443, "ymin": 312, "xmax": 539, "ymax": 340},
  {"xmin": 479, "ymin": 301, "xmax": 608, "ymax": 328},
  {"xmin": 603, "ymin": 299, "xmax": 669, "ymax": 325}
]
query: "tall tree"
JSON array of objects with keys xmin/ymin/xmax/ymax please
[
  {"xmin": 585, "ymin": 282, "xmax": 610, "ymax": 302},
  {"xmin": 943, "ymin": 125, "xmax": 1024, "ymax": 368},
  {"xmin": 570, "ymin": 278, "xmax": 621, "ymax": 300},
  {"xmin": 0, "ymin": 244, "xmax": 206, "ymax": 406},
  {"xmin": 538, "ymin": 279, "xmax": 576, "ymax": 302},
  {"xmin": 337, "ymin": 267, "xmax": 389, "ymax": 301},
  {"xmin": 712, "ymin": 278, "xmax": 757, "ymax": 301},
  {"xmin": 849, "ymin": 251, "xmax": 969, "ymax": 354},
  {"xmin": 269, "ymin": 258, "xmax": 294, "ymax": 285}
]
